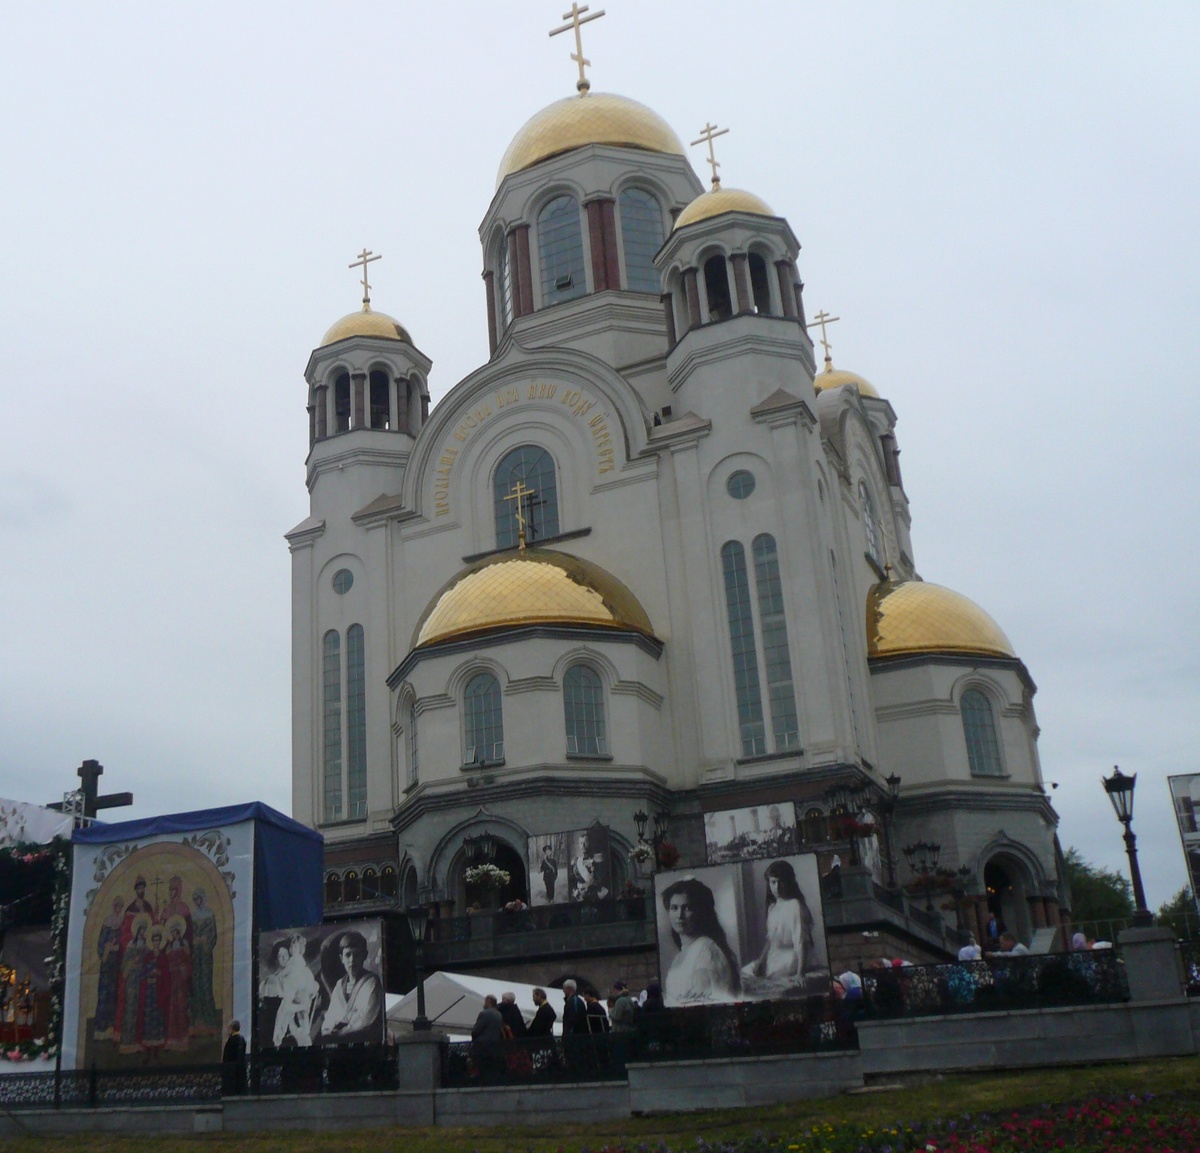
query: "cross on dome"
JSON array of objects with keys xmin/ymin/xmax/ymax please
[
  {"xmin": 504, "ymin": 479, "xmax": 538, "ymax": 550},
  {"xmin": 349, "ymin": 248, "xmax": 382, "ymax": 311},
  {"xmin": 809, "ymin": 309, "xmax": 841, "ymax": 370},
  {"xmin": 549, "ymin": 3, "xmax": 606, "ymax": 95},
  {"xmin": 691, "ymin": 122, "xmax": 729, "ymax": 189}
]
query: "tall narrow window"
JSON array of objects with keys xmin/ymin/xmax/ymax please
[
  {"xmin": 749, "ymin": 253, "xmax": 772, "ymax": 314},
  {"xmin": 752, "ymin": 534, "xmax": 799, "ymax": 750},
  {"xmin": 619, "ymin": 187, "xmax": 664, "ymax": 293},
  {"xmin": 564, "ymin": 664, "xmax": 608, "ymax": 755},
  {"xmin": 860, "ymin": 481, "xmax": 882, "ymax": 566},
  {"xmin": 322, "ymin": 630, "xmax": 342, "ymax": 820},
  {"xmin": 407, "ymin": 703, "xmax": 419, "ymax": 787},
  {"xmin": 538, "ymin": 195, "xmax": 586, "ymax": 306},
  {"xmin": 499, "ymin": 239, "xmax": 514, "ymax": 326},
  {"xmin": 493, "ymin": 445, "xmax": 559, "ymax": 547},
  {"xmin": 324, "ymin": 873, "xmax": 342, "ymax": 906},
  {"xmin": 962, "ymin": 689, "xmax": 1004, "ymax": 776},
  {"xmin": 721, "ymin": 541, "xmax": 766, "ymax": 757},
  {"xmin": 369, "ymin": 370, "xmax": 390, "ymax": 429},
  {"xmin": 464, "ymin": 672, "xmax": 504, "ymax": 763},
  {"xmin": 704, "ymin": 255, "xmax": 732, "ymax": 321},
  {"xmin": 334, "ymin": 373, "xmax": 351, "ymax": 433},
  {"xmin": 346, "ymin": 624, "xmax": 367, "ymax": 819}
]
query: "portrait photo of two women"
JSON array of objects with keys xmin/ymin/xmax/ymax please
[{"xmin": 653, "ymin": 853, "xmax": 830, "ymax": 1008}]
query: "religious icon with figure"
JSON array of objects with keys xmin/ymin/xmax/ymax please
[{"xmin": 77, "ymin": 841, "xmax": 232, "ymax": 1068}]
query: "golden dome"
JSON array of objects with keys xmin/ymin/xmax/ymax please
[
  {"xmin": 497, "ymin": 92, "xmax": 686, "ymax": 186},
  {"xmin": 320, "ymin": 308, "xmax": 411, "ymax": 349},
  {"xmin": 867, "ymin": 580, "xmax": 1016, "ymax": 661},
  {"xmin": 673, "ymin": 187, "xmax": 775, "ymax": 231},
  {"xmin": 414, "ymin": 548, "xmax": 656, "ymax": 649},
  {"xmin": 813, "ymin": 366, "xmax": 880, "ymax": 399}
]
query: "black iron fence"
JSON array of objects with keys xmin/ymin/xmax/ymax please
[
  {"xmin": 1179, "ymin": 939, "xmax": 1200, "ymax": 997},
  {"xmin": 855, "ymin": 951, "xmax": 1128, "ymax": 1018},
  {"xmin": 441, "ymin": 1035, "xmax": 627, "ymax": 1087},
  {"xmin": 249, "ymin": 1045, "xmax": 399, "ymax": 1095},
  {"xmin": 0, "ymin": 1063, "xmax": 222, "ymax": 1111}
]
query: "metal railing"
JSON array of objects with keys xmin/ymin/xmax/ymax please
[
  {"xmin": 855, "ymin": 951, "xmax": 1128, "ymax": 1019},
  {"xmin": 440, "ymin": 1035, "xmax": 627, "ymax": 1087},
  {"xmin": 0, "ymin": 1063, "xmax": 222, "ymax": 1111},
  {"xmin": 1179, "ymin": 939, "xmax": 1200, "ymax": 997}
]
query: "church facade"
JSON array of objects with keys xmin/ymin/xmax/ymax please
[{"xmin": 287, "ymin": 80, "xmax": 1065, "ymax": 974}]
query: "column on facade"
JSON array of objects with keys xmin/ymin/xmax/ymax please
[
  {"xmin": 730, "ymin": 252, "xmax": 751, "ymax": 314},
  {"xmin": 315, "ymin": 385, "xmax": 328, "ymax": 440},
  {"xmin": 775, "ymin": 260, "xmax": 798, "ymax": 319},
  {"xmin": 396, "ymin": 379, "xmax": 410, "ymax": 436},
  {"xmin": 308, "ymin": 404, "xmax": 316, "ymax": 448},
  {"xmin": 351, "ymin": 373, "xmax": 366, "ymax": 429},
  {"xmin": 681, "ymin": 267, "xmax": 701, "ymax": 331},
  {"xmin": 483, "ymin": 269, "xmax": 499, "ymax": 354},
  {"xmin": 1028, "ymin": 896, "xmax": 1047, "ymax": 930},
  {"xmin": 388, "ymin": 372, "xmax": 399, "ymax": 434},
  {"xmin": 513, "ymin": 225, "xmax": 534, "ymax": 317},
  {"xmin": 585, "ymin": 197, "xmax": 620, "ymax": 292},
  {"xmin": 661, "ymin": 293, "xmax": 677, "ymax": 347}
]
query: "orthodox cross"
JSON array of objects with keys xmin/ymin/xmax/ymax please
[
  {"xmin": 809, "ymin": 309, "xmax": 840, "ymax": 369},
  {"xmin": 550, "ymin": 4, "xmax": 606, "ymax": 94},
  {"xmin": 349, "ymin": 248, "xmax": 382, "ymax": 310},
  {"xmin": 149, "ymin": 875, "xmax": 165, "ymax": 910},
  {"xmin": 691, "ymin": 122, "xmax": 729, "ymax": 189},
  {"xmin": 504, "ymin": 479, "xmax": 537, "ymax": 549}
]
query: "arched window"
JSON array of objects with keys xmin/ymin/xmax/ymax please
[
  {"xmin": 752, "ymin": 534, "xmax": 799, "ymax": 750},
  {"xmin": 618, "ymin": 187, "xmax": 664, "ymax": 293},
  {"xmin": 749, "ymin": 253, "xmax": 772, "ymax": 314},
  {"xmin": 493, "ymin": 445, "xmax": 559, "ymax": 548},
  {"xmin": 343, "ymin": 870, "xmax": 360, "ymax": 903},
  {"xmin": 401, "ymin": 866, "xmax": 419, "ymax": 908},
  {"xmin": 346, "ymin": 624, "xmax": 367, "ymax": 819},
  {"xmin": 381, "ymin": 865, "xmax": 399, "ymax": 898},
  {"xmin": 407, "ymin": 703, "xmax": 419, "ymax": 787},
  {"xmin": 334, "ymin": 372, "xmax": 351, "ymax": 433},
  {"xmin": 704, "ymin": 254, "xmax": 732, "ymax": 322},
  {"xmin": 369, "ymin": 370, "xmax": 390, "ymax": 429},
  {"xmin": 860, "ymin": 481, "xmax": 883, "ymax": 566},
  {"xmin": 362, "ymin": 868, "xmax": 379, "ymax": 900},
  {"xmin": 465, "ymin": 672, "xmax": 504, "ymax": 764},
  {"xmin": 802, "ymin": 807, "xmax": 828, "ymax": 845},
  {"xmin": 322, "ymin": 630, "xmax": 342, "ymax": 820},
  {"xmin": 324, "ymin": 872, "xmax": 342, "ymax": 906},
  {"xmin": 962, "ymin": 688, "xmax": 1004, "ymax": 776},
  {"xmin": 499, "ymin": 237, "xmax": 514, "ymax": 326},
  {"xmin": 721, "ymin": 541, "xmax": 766, "ymax": 757},
  {"xmin": 564, "ymin": 664, "xmax": 608, "ymax": 756},
  {"xmin": 538, "ymin": 195, "xmax": 586, "ymax": 306}
]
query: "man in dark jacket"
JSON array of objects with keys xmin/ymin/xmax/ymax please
[
  {"xmin": 471, "ymin": 994, "xmax": 506, "ymax": 1081},
  {"xmin": 528, "ymin": 987, "xmax": 557, "ymax": 1036},
  {"xmin": 497, "ymin": 991, "xmax": 527, "ymax": 1037},
  {"xmin": 560, "ymin": 979, "xmax": 587, "ymax": 1034},
  {"xmin": 221, "ymin": 1020, "xmax": 247, "ymax": 1095}
]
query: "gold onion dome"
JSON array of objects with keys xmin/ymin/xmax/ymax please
[
  {"xmin": 813, "ymin": 366, "xmax": 880, "ymax": 399},
  {"xmin": 320, "ymin": 307, "xmax": 412, "ymax": 349},
  {"xmin": 497, "ymin": 92, "xmax": 686, "ymax": 186},
  {"xmin": 414, "ymin": 548, "xmax": 656, "ymax": 649},
  {"xmin": 674, "ymin": 187, "xmax": 775, "ymax": 231},
  {"xmin": 867, "ymin": 580, "xmax": 1016, "ymax": 660}
]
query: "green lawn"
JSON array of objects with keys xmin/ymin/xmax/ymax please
[{"xmin": 1, "ymin": 1056, "xmax": 1197, "ymax": 1153}]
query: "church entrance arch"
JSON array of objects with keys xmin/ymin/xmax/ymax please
[
  {"xmin": 457, "ymin": 840, "xmax": 528, "ymax": 911},
  {"xmin": 984, "ymin": 855, "xmax": 1032, "ymax": 945}
]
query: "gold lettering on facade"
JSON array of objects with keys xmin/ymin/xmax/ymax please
[
  {"xmin": 453, "ymin": 402, "xmax": 494, "ymax": 442},
  {"xmin": 496, "ymin": 386, "xmax": 520, "ymax": 408},
  {"xmin": 433, "ymin": 447, "xmax": 459, "ymax": 517},
  {"xmin": 528, "ymin": 381, "xmax": 558, "ymax": 400}
]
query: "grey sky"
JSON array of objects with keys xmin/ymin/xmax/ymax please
[{"xmin": 1, "ymin": 3, "xmax": 1196, "ymax": 908}]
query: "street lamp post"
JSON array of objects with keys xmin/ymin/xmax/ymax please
[
  {"xmin": 633, "ymin": 807, "xmax": 670, "ymax": 871},
  {"xmin": 405, "ymin": 904, "xmax": 432, "ymax": 1031},
  {"xmin": 1102, "ymin": 765, "xmax": 1154, "ymax": 929},
  {"xmin": 878, "ymin": 773, "xmax": 902, "ymax": 890},
  {"xmin": 903, "ymin": 840, "xmax": 942, "ymax": 912}
]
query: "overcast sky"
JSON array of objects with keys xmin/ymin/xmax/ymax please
[{"xmin": 1, "ymin": 3, "xmax": 1196, "ymax": 909}]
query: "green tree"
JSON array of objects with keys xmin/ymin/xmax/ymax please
[
  {"xmin": 1063, "ymin": 847, "xmax": 1133, "ymax": 925},
  {"xmin": 1156, "ymin": 886, "xmax": 1198, "ymax": 940}
]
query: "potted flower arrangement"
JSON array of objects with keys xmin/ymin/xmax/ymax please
[
  {"xmin": 464, "ymin": 863, "xmax": 511, "ymax": 889},
  {"xmin": 629, "ymin": 843, "xmax": 654, "ymax": 866},
  {"xmin": 656, "ymin": 841, "xmax": 680, "ymax": 869}
]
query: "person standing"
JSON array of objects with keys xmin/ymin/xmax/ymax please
[
  {"xmin": 222, "ymin": 1020, "xmax": 247, "ymax": 1095},
  {"xmin": 471, "ymin": 994, "xmax": 505, "ymax": 1082},
  {"xmin": 540, "ymin": 843, "xmax": 558, "ymax": 904},
  {"xmin": 528, "ymin": 987, "xmax": 557, "ymax": 1036},
  {"xmin": 560, "ymin": 979, "xmax": 587, "ymax": 1034},
  {"xmin": 608, "ymin": 981, "xmax": 637, "ymax": 1070},
  {"xmin": 497, "ymin": 991, "xmax": 527, "ymax": 1038}
]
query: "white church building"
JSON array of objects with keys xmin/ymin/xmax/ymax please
[{"xmin": 286, "ymin": 61, "xmax": 1065, "ymax": 979}]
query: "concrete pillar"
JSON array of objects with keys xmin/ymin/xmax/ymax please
[
  {"xmin": 483, "ymin": 269, "xmax": 498, "ymax": 354},
  {"xmin": 315, "ymin": 385, "xmax": 328, "ymax": 440},
  {"xmin": 307, "ymin": 404, "xmax": 316, "ymax": 448},
  {"xmin": 514, "ymin": 225, "xmax": 534, "ymax": 316},
  {"xmin": 351, "ymin": 373, "xmax": 366, "ymax": 429},
  {"xmin": 662, "ymin": 293, "xmax": 677, "ymax": 347},
  {"xmin": 682, "ymin": 268, "xmax": 701, "ymax": 331},
  {"xmin": 586, "ymin": 197, "xmax": 620, "ymax": 292},
  {"xmin": 388, "ymin": 375, "xmax": 399, "ymax": 434},
  {"xmin": 1028, "ymin": 897, "xmax": 1046, "ymax": 929},
  {"xmin": 730, "ymin": 252, "xmax": 751, "ymax": 314},
  {"xmin": 396, "ymin": 380, "xmax": 409, "ymax": 436},
  {"xmin": 1118, "ymin": 927, "xmax": 1188, "ymax": 1002},
  {"xmin": 776, "ymin": 260, "xmax": 798, "ymax": 319}
]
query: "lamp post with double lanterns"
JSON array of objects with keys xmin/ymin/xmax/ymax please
[
  {"xmin": 1102, "ymin": 765, "xmax": 1154, "ymax": 929},
  {"xmin": 903, "ymin": 840, "xmax": 942, "ymax": 912},
  {"xmin": 632, "ymin": 807, "xmax": 670, "ymax": 871},
  {"xmin": 404, "ymin": 904, "xmax": 432, "ymax": 1031}
]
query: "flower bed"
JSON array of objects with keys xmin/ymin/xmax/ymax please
[{"xmin": 578, "ymin": 1092, "xmax": 1200, "ymax": 1152}]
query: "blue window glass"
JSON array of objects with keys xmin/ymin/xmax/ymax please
[
  {"xmin": 346, "ymin": 624, "xmax": 367, "ymax": 818},
  {"xmin": 721, "ymin": 541, "xmax": 766, "ymax": 757},
  {"xmin": 618, "ymin": 188, "xmax": 664, "ymax": 294},
  {"xmin": 564, "ymin": 664, "xmax": 608, "ymax": 755},
  {"xmin": 493, "ymin": 444, "xmax": 559, "ymax": 548},
  {"xmin": 538, "ymin": 195, "xmax": 586, "ymax": 306},
  {"xmin": 962, "ymin": 689, "xmax": 1003, "ymax": 776},
  {"xmin": 322, "ymin": 630, "xmax": 342, "ymax": 820},
  {"xmin": 753, "ymin": 534, "xmax": 799, "ymax": 751},
  {"xmin": 465, "ymin": 673, "xmax": 504, "ymax": 763}
]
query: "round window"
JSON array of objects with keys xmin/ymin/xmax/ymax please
[
  {"xmin": 332, "ymin": 569, "xmax": 354, "ymax": 595},
  {"xmin": 726, "ymin": 470, "xmax": 756, "ymax": 499}
]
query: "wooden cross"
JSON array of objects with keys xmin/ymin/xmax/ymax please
[
  {"xmin": 504, "ymin": 479, "xmax": 537, "ymax": 549},
  {"xmin": 691, "ymin": 122, "xmax": 730, "ymax": 189},
  {"xmin": 550, "ymin": 3, "xmax": 606, "ymax": 94},
  {"xmin": 349, "ymin": 248, "xmax": 382, "ymax": 310},
  {"xmin": 809, "ymin": 309, "xmax": 840, "ymax": 369}
]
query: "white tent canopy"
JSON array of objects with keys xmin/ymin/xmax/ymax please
[{"xmin": 385, "ymin": 971, "xmax": 565, "ymax": 1036}]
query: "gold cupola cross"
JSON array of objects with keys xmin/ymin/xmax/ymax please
[
  {"xmin": 809, "ymin": 309, "xmax": 841, "ymax": 370},
  {"xmin": 691, "ymin": 122, "xmax": 730, "ymax": 189},
  {"xmin": 349, "ymin": 248, "xmax": 382, "ymax": 311},
  {"xmin": 504, "ymin": 479, "xmax": 538, "ymax": 550},
  {"xmin": 550, "ymin": 3, "xmax": 606, "ymax": 94}
]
